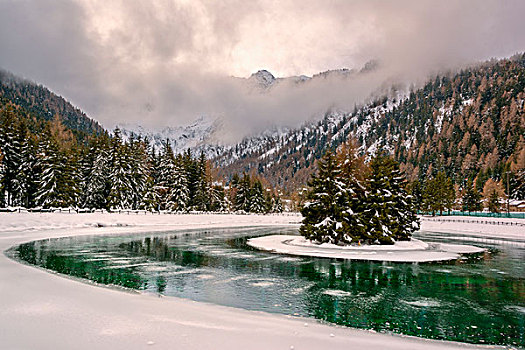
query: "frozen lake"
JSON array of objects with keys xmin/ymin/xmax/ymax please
[{"xmin": 10, "ymin": 227, "xmax": 525, "ymax": 347}]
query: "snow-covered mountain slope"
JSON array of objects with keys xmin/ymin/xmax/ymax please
[
  {"xmin": 116, "ymin": 62, "xmax": 381, "ymax": 156},
  {"xmin": 118, "ymin": 116, "xmax": 225, "ymax": 156},
  {"xmin": 210, "ymin": 101, "xmax": 404, "ymax": 191},
  {"xmin": 212, "ymin": 54, "xmax": 525, "ymax": 193}
]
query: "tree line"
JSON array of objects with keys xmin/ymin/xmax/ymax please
[
  {"xmin": 0, "ymin": 106, "xmax": 283, "ymax": 213},
  {"xmin": 410, "ymin": 168, "xmax": 525, "ymax": 215}
]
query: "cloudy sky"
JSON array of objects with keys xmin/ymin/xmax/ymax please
[{"xmin": 1, "ymin": 0, "xmax": 524, "ymax": 140}]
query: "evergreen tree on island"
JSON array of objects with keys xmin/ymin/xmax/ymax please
[
  {"xmin": 362, "ymin": 154, "xmax": 419, "ymax": 244},
  {"xmin": 300, "ymin": 150, "xmax": 348, "ymax": 244},
  {"xmin": 301, "ymin": 144, "xmax": 419, "ymax": 245}
]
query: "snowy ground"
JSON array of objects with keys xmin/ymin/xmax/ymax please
[
  {"xmin": 0, "ymin": 212, "xmax": 517, "ymax": 350},
  {"xmin": 419, "ymin": 216, "xmax": 525, "ymax": 241},
  {"xmin": 247, "ymin": 236, "xmax": 485, "ymax": 262}
]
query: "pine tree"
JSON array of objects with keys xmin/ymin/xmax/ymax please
[
  {"xmin": 462, "ymin": 179, "xmax": 482, "ymax": 212},
  {"xmin": 84, "ymin": 146, "xmax": 110, "ymax": 209},
  {"xmin": 209, "ymin": 184, "xmax": 227, "ymax": 212},
  {"xmin": 272, "ymin": 194, "xmax": 283, "ymax": 213},
  {"xmin": 408, "ymin": 179, "xmax": 425, "ymax": 213},
  {"xmin": 141, "ymin": 145, "xmax": 162, "ymax": 210},
  {"xmin": 140, "ymin": 175, "xmax": 161, "ymax": 211},
  {"xmin": 129, "ymin": 136, "xmax": 149, "ymax": 209},
  {"xmin": 362, "ymin": 154, "xmax": 419, "ymax": 244},
  {"xmin": 183, "ymin": 149, "xmax": 198, "ymax": 206},
  {"xmin": 35, "ymin": 128, "xmax": 71, "ymax": 208},
  {"xmin": 488, "ymin": 190, "xmax": 501, "ymax": 213},
  {"xmin": 336, "ymin": 140, "xmax": 367, "ymax": 242},
  {"xmin": 0, "ymin": 148, "xmax": 4, "ymax": 207},
  {"xmin": 444, "ymin": 177, "xmax": 456, "ymax": 213},
  {"xmin": 264, "ymin": 190, "xmax": 274, "ymax": 213},
  {"xmin": 18, "ymin": 121, "xmax": 39, "ymax": 207},
  {"xmin": 513, "ymin": 168, "xmax": 525, "ymax": 199},
  {"xmin": 235, "ymin": 173, "xmax": 251, "ymax": 212},
  {"xmin": 300, "ymin": 150, "xmax": 347, "ymax": 244},
  {"xmin": 157, "ymin": 140, "xmax": 177, "ymax": 210},
  {"xmin": 423, "ymin": 171, "xmax": 451, "ymax": 215},
  {"xmin": 192, "ymin": 152, "xmax": 210, "ymax": 211},
  {"xmin": 170, "ymin": 156, "xmax": 189, "ymax": 211},
  {"xmin": 0, "ymin": 106, "xmax": 23, "ymax": 206},
  {"xmin": 249, "ymin": 179, "xmax": 266, "ymax": 213},
  {"xmin": 108, "ymin": 129, "xmax": 134, "ymax": 209},
  {"xmin": 229, "ymin": 173, "xmax": 240, "ymax": 210}
]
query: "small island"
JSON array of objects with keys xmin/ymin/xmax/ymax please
[
  {"xmin": 249, "ymin": 140, "xmax": 485, "ymax": 262},
  {"xmin": 247, "ymin": 235, "xmax": 485, "ymax": 263}
]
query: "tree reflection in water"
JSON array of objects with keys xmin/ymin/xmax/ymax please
[{"xmin": 12, "ymin": 228, "xmax": 525, "ymax": 347}]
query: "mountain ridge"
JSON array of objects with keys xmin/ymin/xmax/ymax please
[
  {"xmin": 211, "ymin": 54, "xmax": 525, "ymax": 194},
  {"xmin": 0, "ymin": 69, "xmax": 104, "ymax": 141}
]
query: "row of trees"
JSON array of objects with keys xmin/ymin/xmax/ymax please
[
  {"xmin": 229, "ymin": 173, "xmax": 283, "ymax": 213},
  {"xmin": 0, "ymin": 106, "xmax": 283, "ymax": 212},
  {"xmin": 410, "ymin": 169, "xmax": 525, "ymax": 215},
  {"xmin": 300, "ymin": 141, "xmax": 419, "ymax": 245}
]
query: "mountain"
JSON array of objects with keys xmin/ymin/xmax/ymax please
[
  {"xmin": 117, "ymin": 116, "xmax": 226, "ymax": 157},
  {"xmin": 248, "ymin": 70, "xmax": 278, "ymax": 89},
  {"xmin": 119, "ymin": 62, "xmax": 381, "ymax": 157},
  {"xmin": 211, "ymin": 54, "xmax": 525, "ymax": 193},
  {"xmin": 3, "ymin": 53, "xmax": 522, "ymax": 198},
  {"xmin": 244, "ymin": 64, "xmax": 376, "ymax": 91},
  {"xmin": 0, "ymin": 69, "xmax": 104, "ymax": 141}
]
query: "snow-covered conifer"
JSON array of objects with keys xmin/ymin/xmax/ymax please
[
  {"xmin": 35, "ymin": 128, "xmax": 70, "ymax": 208},
  {"xmin": 192, "ymin": 152, "xmax": 210, "ymax": 211},
  {"xmin": 209, "ymin": 184, "xmax": 227, "ymax": 212},
  {"xmin": 249, "ymin": 180, "xmax": 266, "ymax": 213},
  {"xmin": 0, "ymin": 106, "xmax": 23, "ymax": 206},
  {"xmin": 300, "ymin": 150, "xmax": 348, "ymax": 244},
  {"xmin": 19, "ymin": 132, "xmax": 39, "ymax": 208},
  {"xmin": 235, "ymin": 173, "xmax": 251, "ymax": 212},
  {"xmin": 336, "ymin": 140, "xmax": 367, "ymax": 242},
  {"xmin": 108, "ymin": 128, "xmax": 134, "ymax": 209},
  {"xmin": 169, "ymin": 157, "xmax": 189, "ymax": 211},
  {"xmin": 362, "ymin": 154, "xmax": 418, "ymax": 244},
  {"xmin": 128, "ymin": 136, "xmax": 150, "ymax": 209},
  {"xmin": 84, "ymin": 147, "xmax": 110, "ymax": 209}
]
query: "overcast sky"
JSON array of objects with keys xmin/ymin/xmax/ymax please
[{"xmin": 1, "ymin": 0, "xmax": 524, "ymax": 140}]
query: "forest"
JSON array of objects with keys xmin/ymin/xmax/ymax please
[{"xmin": 0, "ymin": 106, "xmax": 282, "ymax": 213}]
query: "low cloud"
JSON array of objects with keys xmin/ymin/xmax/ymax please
[{"xmin": 0, "ymin": 0, "xmax": 524, "ymax": 142}]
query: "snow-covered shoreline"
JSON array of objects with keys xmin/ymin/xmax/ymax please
[
  {"xmin": 247, "ymin": 235, "xmax": 485, "ymax": 263},
  {"xmin": 0, "ymin": 213, "xmax": 514, "ymax": 349}
]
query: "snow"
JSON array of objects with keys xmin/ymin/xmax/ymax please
[
  {"xmin": 289, "ymin": 237, "xmax": 429, "ymax": 251},
  {"xmin": 248, "ymin": 70, "xmax": 276, "ymax": 89},
  {"xmin": 436, "ymin": 104, "xmax": 452, "ymax": 134},
  {"xmin": 247, "ymin": 235, "xmax": 485, "ymax": 262},
  {"xmin": 118, "ymin": 116, "xmax": 223, "ymax": 157},
  {"xmin": 462, "ymin": 98, "xmax": 474, "ymax": 106},
  {"xmin": 0, "ymin": 212, "xmax": 512, "ymax": 349},
  {"xmin": 419, "ymin": 216, "xmax": 525, "ymax": 241}
]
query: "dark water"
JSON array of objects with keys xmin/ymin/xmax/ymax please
[{"xmin": 11, "ymin": 227, "xmax": 525, "ymax": 347}]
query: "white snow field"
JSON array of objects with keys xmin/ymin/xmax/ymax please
[
  {"xmin": 419, "ymin": 216, "xmax": 525, "ymax": 241},
  {"xmin": 0, "ymin": 212, "xmax": 516, "ymax": 350},
  {"xmin": 247, "ymin": 236, "xmax": 485, "ymax": 263}
]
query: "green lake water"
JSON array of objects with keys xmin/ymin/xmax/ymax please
[{"xmin": 10, "ymin": 227, "xmax": 525, "ymax": 347}]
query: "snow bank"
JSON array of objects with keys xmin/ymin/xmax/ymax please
[
  {"xmin": 420, "ymin": 216, "xmax": 525, "ymax": 241},
  {"xmin": 247, "ymin": 235, "xmax": 485, "ymax": 263},
  {"xmin": 0, "ymin": 213, "xmax": 493, "ymax": 350},
  {"xmin": 0, "ymin": 212, "xmax": 302, "ymax": 235}
]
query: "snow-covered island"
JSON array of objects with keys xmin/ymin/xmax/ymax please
[{"xmin": 247, "ymin": 235, "xmax": 485, "ymax": 263}]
